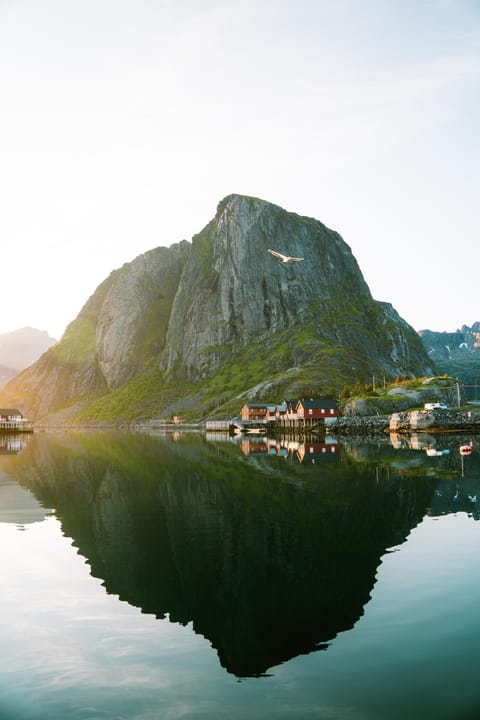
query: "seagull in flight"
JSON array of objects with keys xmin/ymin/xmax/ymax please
[{"xmin": 268, "ymin": 248, "xmax": 304, "ymax": 263}]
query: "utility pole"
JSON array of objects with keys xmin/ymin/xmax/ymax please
[
  {"xmin": 456, "ymin": 382, "xmax": 461, "ymax": 408},
  {"xmin": 372, "ymin": 375, "xmax": 387, "ymax": 391}
]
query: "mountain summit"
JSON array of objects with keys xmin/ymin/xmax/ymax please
[{"xmin": 0, "ymin": 194, "xmax": 434, "ymax": 422}]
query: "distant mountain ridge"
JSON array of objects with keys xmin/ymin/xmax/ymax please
[
  {"xmin": 419, "ymin": 324, "xmax": 480, "ymax": 402},
  {"xmin": 0, "ymin": 363, "xmax": 17, "ymax": 387},
  {"xmin": 419, "ymin": 323, "xmax": 480, "ymax": 359},
  {"xmin": 0, "ymin": 194, "xmax": 435, "ymax": 422},
  {"xmin": 0, "ymin": 327, "xmax": 56, "ymax": 387}
]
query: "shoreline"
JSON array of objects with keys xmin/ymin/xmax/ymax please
[
  {"xmin": 330, "ymin": 409, "xmax": 480, "ymax": 436},
  {"xmin": 22, "ymin": 409, "xmax": 480, "ymax": 437}
]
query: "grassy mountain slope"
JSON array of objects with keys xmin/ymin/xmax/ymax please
[{"xmin": 0, "ymin": 195, "xmax": 435, "ymax": 424}]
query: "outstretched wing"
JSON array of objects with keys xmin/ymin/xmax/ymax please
[
  {"xmin": 268, "ymin": 248, "xmax": 304, "ymax": 263},
  {"xmin": 267, "ymin": 248, "xmax": 286, "ymax": 261}
]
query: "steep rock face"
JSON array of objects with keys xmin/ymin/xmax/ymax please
[
  {"xmin": 0, "ymin": 194, "xmax": 435, "ymax": 421},
  {"xmin": 161, "ymin": 195, "xmax": 432, "ymax": 381},
  {"xmin": 161, "ymin": 195, "xmax": 366, "ymax": 378},
  {"xmin": 96, "ymin": 243, "xmax": 189, "ymax": 389},
  {"xmin": 0, "ymin": 242, "xmax": 188, "ymax": 419}
]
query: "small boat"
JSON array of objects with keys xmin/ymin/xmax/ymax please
[{"xmin": 459, "ymin": 444, "xmax": 473, "ymax": 456}]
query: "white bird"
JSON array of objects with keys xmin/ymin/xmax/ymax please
[{"xmin": 267, "ymin": 248, "xmax": 304, "ymax": 263}]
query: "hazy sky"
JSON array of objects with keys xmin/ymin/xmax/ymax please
[{"xmin": 0, "ymin": 0, "xmax": 478, "ymax": 339}]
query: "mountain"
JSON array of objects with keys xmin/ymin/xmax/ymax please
[
  {"xmin": 0, "ymin": 327, "xmax": 56, "ymax": 387},
  {"xmin": 0, "ymin": 194, "xmax": 435, "ymax": 423},
  {"xmin": 0, "ymin": 363, "xmax": 18, "ymax": 386},
  {"xmin": 419, "ymin": 323, "xmax": 480, "ymax": 402}
]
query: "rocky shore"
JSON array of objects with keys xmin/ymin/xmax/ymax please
[
  {"xmin": 328, "ymin": 415, "xmax": 391, "ymax": 435},
  {"xmin": 328, "ymin": 409, "xmax": 480, "ymax": 436}
]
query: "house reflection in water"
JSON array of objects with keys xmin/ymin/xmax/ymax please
[
  {"xmin": 0, "ymin": 433, "xmax": 30, "ymax": 455},
  {"xmin": 240, "ymin": 436, "xmax": 340, "ymax": 463}
]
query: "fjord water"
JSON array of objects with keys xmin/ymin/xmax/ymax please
[{"xmin": 1, "ymin": 431, "xmax": 480, "ymax": 720}]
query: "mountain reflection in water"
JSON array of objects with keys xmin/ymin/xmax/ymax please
[{"xmin": 8, "ymin": 430, "xmax": 480, "ymax": 677}]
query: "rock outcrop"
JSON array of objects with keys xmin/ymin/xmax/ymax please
[
  {"xmin": 161, "ymin": 195, "xmax": 432, "ymax": 382},
  {"xmin": 0, "ymin": 194, "xmax": 435, "ymax": 421},
  {"xmin": 390, "ymin": 408, "xmax": 480, "ymax": 433},
  {"xmin": 95, "ymin": 244, "xmax": 189, "ymax": 389},
  {"xmin": 342, "ymin": 376, "xmax": 460, "ymax": 417}
]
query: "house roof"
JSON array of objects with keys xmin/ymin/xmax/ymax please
[
  {"xmin": 0, "ymin": 408, "xmax": 23, "ymax": 416},
  {"xmin": 241, "ymin": 402, "xmax": 276, "ymax": 410},
  {"xmin": 297, "ymin": 398, "xmax": 338, "ymax": 410},
  {"xmin": 241, "ymin": 398, "xmax": 339, "ymax": 414}
]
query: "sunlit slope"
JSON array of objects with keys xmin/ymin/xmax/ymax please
[{"xmin": 0, "ymin": 194, "xmax": 434, "ymax": 423}]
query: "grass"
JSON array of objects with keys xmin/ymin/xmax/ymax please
[
  {"xmin": 48, "ymin": 339, "xmax": 460, "ymax": 426},
  {"xmin": 38, "ymin": 274, "xmax": 458, "ymax": 425},
  {"xmin": 66, "ymin": 325, "xmax": 357, "ymax": 424},
  {"xmin": 71, "ymin": 369, "xmax": 191, "ymax": 424},
  {"xmin": 49, "ymin": 316, "xmax": 97, "ymax": 364}
]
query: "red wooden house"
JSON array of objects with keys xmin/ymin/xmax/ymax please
[
  {"xmin": 296, "ymin": 398, "xmax": 340, "ymax": 427},
  {"xmin": 239, "ymin": 402, "xmax": 276, "ymax": 422}
]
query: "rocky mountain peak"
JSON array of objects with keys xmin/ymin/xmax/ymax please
[
  {"xmin": 0, "ymin": 195, "xmax": 435, "ymax": 421},
  {"xmin": 161, "ymin": 194, "xmax": 375, "ymax": 381}
]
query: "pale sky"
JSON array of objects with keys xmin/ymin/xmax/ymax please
[{"xmin": 0, "ymin": 0, "xmax": 478, "ymax": 340}]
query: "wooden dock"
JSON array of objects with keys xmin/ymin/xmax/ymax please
[{"xmin": 0, "ymin": 420, "xmax": 34, "ymax": 433}]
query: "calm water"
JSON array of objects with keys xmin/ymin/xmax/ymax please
[{"xmin": 0, "ymin": 429, "xmax": 480, "ymax": 720}]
